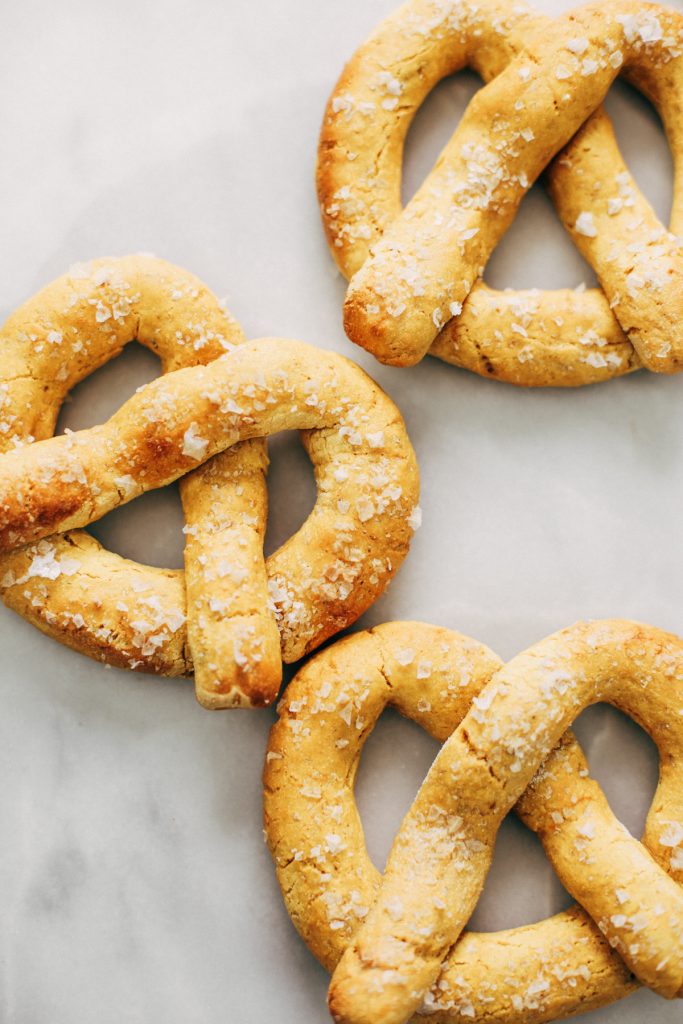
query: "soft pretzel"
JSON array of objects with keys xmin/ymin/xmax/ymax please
[
  {"xmin": 0, "ymin": 255, "xmax": 278, "ymax": 705},
  {"xmin": 264, "ymin": 620, "xmax": 683, "ymax": 1023},
  {"xmin": 0, "ymin": 257, "xmax": 420, "ymax": 708},
  {"xmin": 318, "ymin": 0, "xmax": 683, "ymax": 383}
]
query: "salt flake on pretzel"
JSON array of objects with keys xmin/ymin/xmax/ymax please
[
  {"xmin": 0, "ymin": 257, "xmax": 419, "ymax": 709},
  {"xmin": 264, "ymin": 620, "xmax": 683, "ymax": 1024},
  {"xmin": 318, "ymin": 0, "xmax": 683, "ymax": 383}
]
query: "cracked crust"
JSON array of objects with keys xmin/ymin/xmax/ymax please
[
  {"xmin": 264, "ymin": 620, "xmax": 683, "ymax": 1023},
  {"xmin": 318, "ymin": 0, "xmax": 683, "ymax": 383},
  {"xmin": 0, "ymin": 267, "xmax": 420, "ymax": 708}
]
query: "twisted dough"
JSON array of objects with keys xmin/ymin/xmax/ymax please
[
  {"xmin": 264, "ymin": 620, "xmax": 683, "ymax": 1023},
  {"xmin": 0, "ymin": 257, "xmax": 419, "ymax": 707},
  {"xmin": 0, "ymin": 255, "xmax": 281, "ymax": 705},
  {"xmin": 319, "ymin": 0, "xmax": 683, "ymax": 383}
]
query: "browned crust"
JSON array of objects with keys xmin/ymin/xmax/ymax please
[
  {"xmin": 0, "ymin": 263, "xmax": 420, "ymax": 706},
  {"xmin": 318, "ymin": 0, "xmax": 683, "ymax": 382},
  {"xmin": 264, "ymin": 620, "xmax": 683, "ymax": 1024}
]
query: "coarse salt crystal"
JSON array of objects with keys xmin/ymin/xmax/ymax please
[
  {"xmin": 395, "ymin": 647, "xmax": 415, "ymax": 666},
  {"xmin": 182, "ymin": 424, "xmax": 209, "ymax": 460},
  {"xmin": 566, "ymin": 37, "xmax": 589, "ymax": 54},
  {"xmin": 575, "ymin": 212, "xmax": 598, "ymax": 238},
  {"xmin": 659, "ymin": 822, "xmax": 683, "ymax": 847},
  {"xmin": 408, "ymin": 506, "xmax": 422, "ymax": 531},
  {"xmin": 326, "ymin": 833, "xmax": 346, "ymax": 854}
]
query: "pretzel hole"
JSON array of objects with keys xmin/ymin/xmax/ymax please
[
  {"xmin": 354, "ymin": 708, "xmax": 439, "ymax": 870},
  {"xmin": 263, "ymin": 431, "xmax": 316, "ymax": 557},
  {"xmin": 353, "ymin": 702, "xmax": 659, "ymax": 936},
  {"xmin": 401, "ymin": 68, "xmax": 597, "ymax": 291},
  {"xmin": 469, "ymin": 703, "xmax": 660, "ymax": 935},
  {"xmin": 402, "ymin": 69, "xmax": 481, "ymax": 206},
  {"xmin": 491, "ymin": 78, "xmax": 673, "ymax": 289},
  {"xmin": 88, "ymin": 486, "xmax": 186, "ymax": 570},
  {"xmin": 56, "ymin": 340, "xmax": 161, "ymax": 430},
  {"xmin": 486, "ymin": 185, "xmax": 598, "ymax": 291},
  {"xmin": 354, "ymin": 707, "xmax": 573, "ymax": 930},
  {"xmin": 604, "ymin": 79, "xmax": 672, "ymax": 226},
  {"xmin": 56, "ymin": 342, "xmax": 186, "ymax": 569},
  {"xmin": 467, "ymin": 815, "xmax": 573, "ymax": 932},
  {"xmin": 573, "ymin": 702, "xmax": 658, "ymax": 839}
]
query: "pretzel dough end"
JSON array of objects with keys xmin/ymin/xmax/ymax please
[{"xmin": 343, "ymin": 292, "xmax": 426, "ymax": 367}]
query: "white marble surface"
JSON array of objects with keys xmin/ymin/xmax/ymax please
[{"xmin": 0, "ymin": 0, "xmax": 682, "ymax": 1020}]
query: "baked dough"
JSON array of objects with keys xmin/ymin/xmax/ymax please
[
  {"xmin": 318, "ymin": 0, "xmax": 683, "ymax": 383},
  {"xmin": 0, "ymin": 257, "xmax": 420, "ymax": 708},
  {"xmin": 265, "ymin": 620, "xmax": 683, "ymax": 1023}
]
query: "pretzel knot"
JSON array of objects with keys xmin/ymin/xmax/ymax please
[
  {"xmin": 318, "ymin": 0, "xmax": 683, "ymax": 385},
  {"xmin": 0, "ymin": 256, "xmax": 420, "ymax": 709},
  {"xmin": 264, "ymin": 620, "xmax": 683, "ymax": 1023}
]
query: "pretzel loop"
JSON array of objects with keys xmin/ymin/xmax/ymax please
[
  {"xmin": 0, "ymin": 255, "xmax": 279, "ymax": 703},
  {"xmin": 0, "ymin": 258, "xmax": 419, "ymax": 709},
  {"xmin": 264, "ymin": 620, "xmax": 683, "ymax": 1024},
  {"xmin": 318, "ymin": 0, "xmax": 683, "ymax": 383}
]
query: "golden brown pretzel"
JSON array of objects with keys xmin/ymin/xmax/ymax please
[
  {"xmin": 264, "ymin": 620, "xmax": 683, "ymax": 1023},
  {"xmin": 318, "ymin": 0, "xmax": 683, "ymax": 384},
  {"xmin": 0, "ymin": 257, "xmax": 420, "ymax": 709}
]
